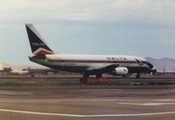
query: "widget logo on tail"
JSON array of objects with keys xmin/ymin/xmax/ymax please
[{"xmin": 26, "ymin": 24, "xmax": 54, "ymax": 55}]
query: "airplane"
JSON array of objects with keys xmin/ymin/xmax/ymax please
[
  {"xmin": 9, "ymin": 68, "xmax": 30, "ymax": 75},
  {"xmin": 25, "ymin": 24, "xmax": 153, "ymax": 81}
]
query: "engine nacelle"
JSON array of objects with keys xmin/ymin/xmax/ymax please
[{"xmin": 114, "ymin": 67, "xmax": 128, "ymax": 75}]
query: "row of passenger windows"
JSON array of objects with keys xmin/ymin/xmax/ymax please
[{"xmin": 47, "ymin": 60, "xmax": 136, "ymax": 63}]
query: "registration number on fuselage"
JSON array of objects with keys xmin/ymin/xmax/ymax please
[
  {"xmin": 63, "ymin": 63, "xmax": 76, "ymax": 65},
  {"xmin": 106, "ymin": 57, "xmax": 127, "ymax": 61}
]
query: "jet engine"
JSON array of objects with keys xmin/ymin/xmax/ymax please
[{"xmin": 113, "ymin": 67, "xmax": 128, "ymax": 75}]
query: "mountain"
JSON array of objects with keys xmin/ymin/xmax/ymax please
[{"xmin": 145, "ymin": 57, "xmax": 175, "ymax": 72}]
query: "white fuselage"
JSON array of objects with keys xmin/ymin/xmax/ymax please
[{"xmin": 29, "ymin": 54, "xmax": 151, "ymax": 74}]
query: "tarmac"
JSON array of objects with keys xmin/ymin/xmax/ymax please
[{"xmin": 0, "ymin": 77, "xmax": 175, "ymax": 120}]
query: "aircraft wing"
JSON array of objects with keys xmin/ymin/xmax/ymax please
[{"xmin": 86, "ymin": 64, "xmax": 119, "ymax": 74}]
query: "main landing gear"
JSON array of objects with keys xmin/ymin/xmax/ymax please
[
  {"xmin": 80, "ymin": 74, "xmax": 89, "ymax": 83},
  {"xmin": 96, "ymin": 74, "xmax": 102, "ymax": 78},
  {"xmin": 83, "ymin": 74, "xmax": 89, "ymax": 78}
]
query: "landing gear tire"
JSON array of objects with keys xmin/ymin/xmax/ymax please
[
  {"xmin": 83, "ymin": 74, "xmax": 89, "ymax": 78},
  {"xmin": 96, "ymin": 74, "xmax": 102, "ymax": 83},
  {"xmin": 122, "ymin": 75, "xmax": 127, "ymax": 78},
  {"xmin": 80, "ymin": 78, "xmax": 83, "ymax": 83},
  {"xmin": 136, "ymin": 74, "xmax": 140, "ymax": 78},
  {"xmin": 31, "ymin": 74, "xmax": 34, "ymax": 77},
  {"xmin": 96, "ymin": 74, "xmax": 102, "ymax": 78},
  {"xmin": 83, "ymin": 74, "xmax": 89, "ymax": 84}
]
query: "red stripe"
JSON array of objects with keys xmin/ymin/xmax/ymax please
[{"xmin": 34, "ymin": 50, "xmax": 53, "ymax": 55}]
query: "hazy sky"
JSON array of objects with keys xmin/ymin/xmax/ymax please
[{"xmin": 0, "ymin": 0, "xmax": 175, "ymax": 65}]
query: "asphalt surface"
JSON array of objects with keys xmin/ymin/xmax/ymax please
[{"xmin": 0, "ymin": 78, "xmax": 175, "ymax": 120}]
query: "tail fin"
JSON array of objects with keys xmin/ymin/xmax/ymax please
[{"xmin": 25, "ymin": 24, "xmax": 54, "ymax": 55}]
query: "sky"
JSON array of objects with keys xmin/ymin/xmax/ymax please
[{"xmin": 0, "ymin": 0, "xmax": 175, "ymax": 65}]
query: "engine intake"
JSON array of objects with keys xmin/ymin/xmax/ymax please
[{"xmin": 113, "ymin": 67, "xmax": 128, "ymax": 75}]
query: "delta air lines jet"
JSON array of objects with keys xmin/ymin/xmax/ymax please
[{"xmin": 25, "ymin": 24, "xmax": 153, "ymax": 79}]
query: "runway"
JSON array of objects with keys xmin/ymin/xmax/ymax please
[{"xmin": 0, "ymin": 78, "xmax": 175, "ymax": 120}]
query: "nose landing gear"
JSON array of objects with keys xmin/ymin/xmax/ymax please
[{"xmin": 136, "ymin": 73, "xmax": 140, "ymax": 78}]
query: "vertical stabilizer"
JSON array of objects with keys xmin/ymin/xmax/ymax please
[{"xmin": 26, "ymin": 24, "xmax": 54, "ymax": 55}]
